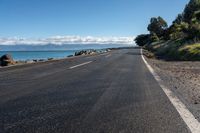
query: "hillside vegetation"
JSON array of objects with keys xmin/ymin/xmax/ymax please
[{"xmin": 135, "ymin": 0, "xmax": 200, "ymax": 61}]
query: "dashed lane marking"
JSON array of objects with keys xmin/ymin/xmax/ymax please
[{"xmin": 69, "ymin": 61, "xmax": 93, "ymax": 69}]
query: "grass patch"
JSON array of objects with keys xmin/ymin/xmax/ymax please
[
  {"xmin": 179, "ymin": 44, "xmax": 200, "ymax": 60},
  {"xmin": 144, "ymin": 41, "xmax": 200, "ymax": 61}
]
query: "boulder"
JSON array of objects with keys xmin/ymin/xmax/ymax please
[
  {"xmin": 67, "ymin": 55, "xmax": 73, "ymax": 57},
  {"xmin": 33, "ymin": 59, "xmax": 38, "ymax": 62},
  {"xmin": 48, "ymin": 58, "xmax": 54, "ymax": 61},
  {"xmin": 75, "ymin": 50, "xmax": 97, "ymax": 56},
  {"xmin": 25, "ymin": 60, "xmax": 34, "ymax": 63},
  {"xmin": 38, "ymin": 59, "xmax": 45, "ymax": 62},
  {"xmin": 0, "ymin": 54, "xmax": 15, "ymax": 66},
  {"xmin": 75, "ymin": 50, "xmax": 87, "ymax": 56}
]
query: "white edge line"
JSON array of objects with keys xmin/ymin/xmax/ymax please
[
  {"xmin": 141, "ymin": 49, "xmax": 200, "ymax": 133},
  {"xmin": 69, "ymin": 61, "xmax": 93, "ymax": 69}
]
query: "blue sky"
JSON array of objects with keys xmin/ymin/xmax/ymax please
[{"xmin": 0, "ymin": 0, "xmax": 189, "ymax": 38}]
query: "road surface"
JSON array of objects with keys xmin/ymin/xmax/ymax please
[{"xmin": 0, "ymin": 48, "xmax": 190, "ymax": 133}]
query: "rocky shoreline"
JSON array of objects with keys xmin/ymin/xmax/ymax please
[{"xmin": 0, "ymin": 49, "xmax": 111, "ymax": 67}]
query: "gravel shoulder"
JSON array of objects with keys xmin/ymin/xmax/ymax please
[{"xmin": 146, "ymin": 57, "xmax": 200, "ymax": 121}]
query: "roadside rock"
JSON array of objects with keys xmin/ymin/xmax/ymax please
[
  {"xmin": 38, "ymin": 59, "xmax": 45, "ymax": 62},
  {"xmin": 25, "ymin": 60, "xmax": 35, "ymax": 63},
  {"xmin": 67, "ymin": 55, "xmax": 73, "ymax": 57},
  {"xmin": 0, "ymin": 54, "xmax": 15, "ymax": 66},
  {"xmin": 48, "ymin": 58, "xmax": 54, "ymax": 61},
  {"xmin": 33, "ymin": 59, "xmax": 38, "ymax": 62},
  {"xmin": 106, "ymin": 49, "xmax": 111, "ymax": 52},
  {"xmin": 75, "ymin": 50, "xmax": 97, "ymax": 56},
  {"xmin": 143, "ymin": 49, "xmax": 155, "ymax": 58}
]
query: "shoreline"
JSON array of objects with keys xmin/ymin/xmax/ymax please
[
  {"xmin": 0, "ymin": 49, "xmax": 111, "ymax": 61},
  {"xmin": 0, "ymin": 47, "xmax": 136, "ymax": 68},
  {"xmin": 0, "ymin": 48, "xmax": 112, "ymax": 68}
]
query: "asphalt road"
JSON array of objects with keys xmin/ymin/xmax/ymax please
[{"xmin": 0, "ymin": 48, "xmax": 191, "ymax": 133}]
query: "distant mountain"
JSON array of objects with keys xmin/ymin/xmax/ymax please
[{"xmin": 0, "ymin": 44, "xmax": 133, "ymax": 51}]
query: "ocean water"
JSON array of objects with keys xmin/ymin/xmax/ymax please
[{"xmin": 0, "ymin": 50, "xmax": 77, "ymax": 61}]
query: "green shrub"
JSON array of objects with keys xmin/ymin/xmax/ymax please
[{"xmin": 179, "ymin": 43, "xmax": 200, "ymax": 60}]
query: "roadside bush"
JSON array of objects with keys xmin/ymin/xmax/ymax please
[
  {"xmin": 179, "ymin": 43, "xmax": 200, "ymax": 60},
  {"xmin": 134, "ymin": 34, "xmax": 150, "ymax": 46}
]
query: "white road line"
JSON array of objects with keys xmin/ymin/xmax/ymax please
[
  {"xmin": 69, "ymin": 61, "xmax": 93, "ymax": 69},
  {"xmin": 141, "ymin": 49, "xmax": 200, "ymax": 133},
  {"xmin": 105, "ymin": 54, "xmax": 111, "ymax": 58}
]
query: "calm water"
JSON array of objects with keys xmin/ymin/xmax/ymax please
[{"xmin": 0, "ymin": 50, "xmax": 77, "ymax": 61}]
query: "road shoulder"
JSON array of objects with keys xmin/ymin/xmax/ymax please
[{"xmin": 142, "ymin": 49, "xmax": 200, "ymax": 133}]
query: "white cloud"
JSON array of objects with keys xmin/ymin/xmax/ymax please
[{"xmin": 0, "ymin": 36, "xmax": 135, "ymax": 45}]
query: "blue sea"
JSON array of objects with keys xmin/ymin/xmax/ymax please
[
  {"xmin": 0, "ymin": 44, "xmax": 134, "ymax": 61},
  {"xmin": 0, "ymin": 50, "xmax": 77, "ymax": 61}
]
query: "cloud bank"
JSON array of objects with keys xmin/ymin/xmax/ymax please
[{"xmin": 0, "ymin": 36, "xmax": 135, "ymax": 45}]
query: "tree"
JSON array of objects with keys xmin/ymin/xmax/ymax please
[
  {"xmin": 192, "ymin": 10, "xmax": 200, "ymax": 22},
  {"xmin": 136, "ymin": 0, "xmax": 200, "ymax": 46},
  {"xmin": 168, "ymin": 22, "xmax": 189, "ymax": 40},
  {"xmin": 150, "ymin": 33, "xmax": 159, "ymax": 42},
  {"xmin": 173, "ymin": 14, "xmax": 184, "ymax": 24},
  {"xmin": 183, "ymin": 0, "xmax": 200, "ymax": 23},
  {"xmin": 147, "ymin": 16, "xmax": 168, "ymax": 37},
  {"xmin": 134, "ymin": 34, "xmax": 150, "ymax": 46},
  {"xmin": 187, "ymin": 23, "xmax": 200, "ymax": 41},
  {"xmin": 164, "ymin": 0, "xmax": 200, "ymax": 41},
  {"xmin": 194, "ymin": 10, "xmax": 200, "ymax": 21}
]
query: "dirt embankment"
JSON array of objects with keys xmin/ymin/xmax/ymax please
[{"xmin": 146, "ymin": 57, "xmax": 200, "ymax": 121}]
